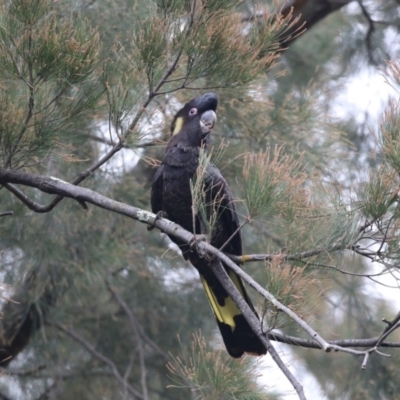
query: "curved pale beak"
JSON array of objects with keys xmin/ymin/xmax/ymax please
[{"xmin": 200, "ymin": 110, "xmax": 217, "ymax": 137}]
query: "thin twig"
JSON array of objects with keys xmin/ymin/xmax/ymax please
[
  {"xmin": 361, "ymin": 311, "xmax": 400, "ymax": 369},
  {"xmin": 106, "ymin": 274, "xmax": 170, "ymax": 400},
  {"xmin": 0, "ymin": 365, "xmax": 46, "ymax": 376},
  {"xmin": 6, "ymin": 82, "xmax": 35, "ymax": 168},
  {"xmin": 219, "ymin": 219, "xmax": 248, "ymax": 252},
  {"xmin": 3, "ymin": 183, "xmax": 54, "ymax": 212},
  {"xmin": 86, "ymin": 134, "xmax": 159, "ymax": 149},
  {"xmin": 266, "ymin": 330, "xmax": 400, "ymax": 349},
  {"xmin": 107, "ymin": 275, "xmax": 169, "ymax": 361},
  {"xmin": 53, "ymin": 322, "xmax": 144, "ymax": 399}
]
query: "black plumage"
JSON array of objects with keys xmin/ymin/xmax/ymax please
[{"xmin": 151, "ymin": 93, "xmax": 266, "ymax": 358}]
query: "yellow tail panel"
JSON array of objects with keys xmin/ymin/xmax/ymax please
[{"xmin": 200, "ymin": 271, "xmax": 244, "ymax": 329}]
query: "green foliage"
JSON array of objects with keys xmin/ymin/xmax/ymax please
[
  {"xmin": 102, "ymin": 51, "xmax": 145, "ymax": 134},
  {"xmin": 1, "ymin": 0, "xmax": 400, "ymax": 399},
  {"xmin": 288, "ymin": 181, "xmax": 364, "ymax": 255},
  {"xmin": 263, "ymin": 260, "xmax": 318, "ymax": 329},
  {"xmin": 132, "ymin": 0, "xmax": 290, "ymax": 94},
  {"xmin": 380, "ymin": 99, "xmax": 400, "ymax": 175},
  {"xmin": 190, "ymin": 146, "xmax": 228, "ymax": 242},
  {"xmin": 242, "ymin": 146, "xmax": 306, "ymax": 219},
  {"xmin": 359, "ymin": 166, "xmax": 397, "ymax": 219},
  {"xmin": 167, "ymin": 333, "xmax": 278, "ymax": 400},
  {"xmin": 132, "ymin": 14, "xmax": 170, "ymax": 90},
  {"xmin": 0, "ymin": 0, "xmax": 102, "ymax": 168}
]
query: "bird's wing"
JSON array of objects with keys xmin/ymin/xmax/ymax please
[
  {"xmin": 150, "ymin": 164, "xmax": 164, "ymax": 214},
  {"xmin": 203, "ymin": 164, "xmax": 242, "ymax": 255},
  {"xmin": 193, "ymin": 164, "xmax": 266, "ymax": 357}
]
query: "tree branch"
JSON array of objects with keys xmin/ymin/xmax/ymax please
[
  {"xmin": 267, "ymin": 330, "xmax": 400, "ymax": 349},
  {"xmin": 3, "ymin": 182, "xmax": 58, "ymax": 213},
  {"xmin": 357, "ymin": 0, "xmax": 376, "ymax": 64},
  {"xmin": 53, "ymin": 322, "xmax": 144, "ymax": 399},
  {"xmin": 106, "ymin": 273, "xmax": 170, "ymax": 400},
  {"xmin": 243, "ymin": 0, "xmax": 352, "ymax": 46},
  {"xmin": 210, "ymin": 259, "xmax": 306, "ymax": 400},
  {"xmin": 106, "ymin": 273, "xmax": 169, "ymax": 361},
  {"xmin": 0, "ymin": 168, "xmax": 396, "ymax": 383},
  {"xmin": 0, "ymin": 365, "xmax": 46, "ymax": 376}
]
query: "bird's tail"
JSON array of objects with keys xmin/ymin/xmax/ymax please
[{"xmin": 199, "ymin": 269, "xmax": 267, "ymax": 358}]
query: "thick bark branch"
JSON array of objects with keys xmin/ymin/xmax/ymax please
[
  {"xmin": 244, "ymin": 1, "xmax": 353, "ymax": 46},
  {"xmin": 280, "ymin": 0, "xmax": 352, "ymax": 45}
]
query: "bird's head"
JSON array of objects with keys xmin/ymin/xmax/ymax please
[{"xmin": 170, "ymin": 92, "xmax": 218, "ymax": 147}]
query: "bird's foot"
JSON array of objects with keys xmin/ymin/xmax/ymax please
[
  {"xmin": 189, "ymin": 234, "xmax": 207, "ymax": 255},
  {"xmin": 147, "ymin": 210, "xmax": 168, "ymax": 231},
  {"xmin": 189, "ymin": 234, "xmax": 207, "ymax": 248}
]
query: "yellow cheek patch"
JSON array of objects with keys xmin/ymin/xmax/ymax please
[{"xmin": 173, "ymin": 117, "xmax": 184, "ymax": 135}]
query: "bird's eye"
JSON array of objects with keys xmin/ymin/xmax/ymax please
[{"xmin": 189, "ymin": 108, "xmax": 197, "ymax": 116}]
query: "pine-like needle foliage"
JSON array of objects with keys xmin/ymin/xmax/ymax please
[
  {"xmin": 242, "ymin": 145, "xmax": 306, "ymax": 220},
  {"xmin": 190, "ymin": 146, "xmax": 227, "ymax": 242},
  {"xmin": 263, "ymin": 257, "xmax": 319, "ymax": 329},
  {"xmin": 2, "ymin": 0, "xmax": 400, "ymax": 399},
  {"xmin": 0, "ymin": 0, "xmax": 102, "ymax": 168},
  {"xmin": 167, "ymin": 333, "xmax": 278, "ymax": 400}
]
